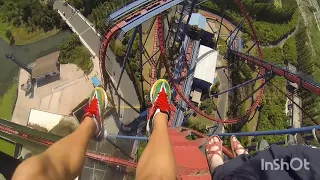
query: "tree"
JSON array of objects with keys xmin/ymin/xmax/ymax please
[
  {"xmin": 59, "ymin": 35, "xmax": 92, "ymax": 74},
  {"xmin": 200, "ymin": 98, "xmax": 215, "ymax": 114},
  {"xmin": 210, "ymin": 81, "xmax": 220, "ymax": 95},
  {"xmin": 283, "ymin": 36, "xmax": 297, "ymax": 65},
  {"xmin": 67, "ymin": 0, "xmax": 83, "ymax": 9},
  {"xmin": 0, "ymin": 0, "xmax": 63, "ymax": 31},
  {"xmin": 184, "ymin": 119, "xmax": 208, "ymax": 134},
  {"xmin": 242, "ymin": 33, "xmax": 251, "ymax": 46},
  {"xmin": 5, "ymin": 30, "xmax": 12, "ymax": 40}
]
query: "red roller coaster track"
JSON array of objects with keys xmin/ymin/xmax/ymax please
[
  {"xmin": 0, "ymin": 122, "xmax": 137, "ymax": 168},
  {"xmin": 147, "ymin": 17, "xmax": 159, "ymax": 120}
]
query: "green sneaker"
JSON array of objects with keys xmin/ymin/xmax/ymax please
[
  {"xmin": 84, "ymin": 87, "xmax": 108, "ymax": 141},
  {"xmin": 312, "ymin": 128, "xmax": 320, "ymax": 145},
  {"xmin": 147, "ymin": 79, "xmax": 171, "ymax": 135},
  {"xmin": 256, "ymin": 139, "xmax": 270, "ymax": 151}
]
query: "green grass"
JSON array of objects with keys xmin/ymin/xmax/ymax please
[
  {"xmin": 274, "ymin": 0, "xmax": 282, "ymax": 8},
  {"xmin": 0, "ymin": 82, "xmax": 18, "ymax": 120},
  {"xmin": 0, "ymin": 138, "xmax": 15, "ymax": 156},
  {"xmin": 0, "ymin": 18, "xmax": 60, "ymax": 45},
  {"xmin": 189, "ymin": 114, "xmax": 213, "ymax": 126}
]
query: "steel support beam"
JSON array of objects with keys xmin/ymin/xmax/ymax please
[
  {"xmin": 138, "ymin": 50, "xmax": 160, "ymax": 71},
  {"xmin": 245, "ymin": 42, "xmax": 256, "ymax": 55},
  {"xmin": 235, "ymin": 76, "xmax": 273, "ymax": 107},
  {"xmin": 139, "ymin": 25, "xmax": 145, "ymax": 108},
  {"xmin": 215, "ymin": 126, "xmax": 320, "ymax": 137},
  {"xmin": 142, "ymin": 45, "xmax": 152, "ymax": 61},
  {"xmin": 117, "ymin": 27, "xmax": 139, "ymax": 91},
  {"xmin": 211, "ymin": 72, "xmax": 273, "ymax": 97},
  {"xmin": 226, "ymin": 20, "xmax": 244, "ymax": 42},
  {"xmin": 228, "ymin": 26, "xmax": 241, "ymax": 49},
  {"xmin": 215, "ymin": 10, "xmax": 225, "ymax": 50},
  {"xmin": 206, "ymin": 21, "xmax": 216, "ymax": 34},
  {"xmin": 107, "ymin": 125, "xmax": 320, "ymax": 140},
  {"xmin": 143, "ymin": 17, "xmax": 156, "ymax": 46}
]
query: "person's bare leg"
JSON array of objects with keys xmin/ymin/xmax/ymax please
[
  {"xmin": 13, "ymin": 87, "xmax": 107, "ymax": 180},
  {"xmin": 136, "ymin": 79, "xmax": 176, "ymax": 180},
  {"xmin": 13, "ymin": 118, "xmax": 96, "ymax": 180},
  {"xmin": 136, "ymin": 113, "xmax": 176, "ymax": 180}
]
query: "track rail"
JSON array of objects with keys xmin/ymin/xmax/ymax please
[
  {"xmin": 231, "ymin": 50, "xmax": 320, "ymax": 95},
  {"xmin": 148, "ymin": 17, "xmax": 159, "ymax": 120},
  {"xmin": 0, "ymin": 122, "xmax": 137, "ymax": 168},
  {"xmin": 173, "ymin": 40, "xmax": 194, "ymax": 126},
  {"xmin": 174, "ymin": 41, "xmax": 194, "ymax": 105}
]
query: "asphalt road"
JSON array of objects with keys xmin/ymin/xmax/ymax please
[
  {"xmin": 53, "ymin": 1, "xmax": 140, "ymax": 180},
  {"xmin": 216, "ymin": 60, "xmax": 229, "ymax": 120},
  {"xmin": 215, "ymin": 56, "xmax": 229, "ymax": 133}
]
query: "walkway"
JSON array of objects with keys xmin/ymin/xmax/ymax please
[{"xmin": 215, "ymin": 56, "xmax": 228, "ymax": 133}]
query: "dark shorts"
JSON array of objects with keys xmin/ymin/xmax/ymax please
[{"xmin": 212, "ymin": 145, "xmax": 320, "ymax": 180}]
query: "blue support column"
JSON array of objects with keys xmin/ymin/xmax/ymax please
[
  {"xmin": 228, "ymin": 27, "xmax": 241, "ymax": 50},
  {"xmin": 107, "ymin": 126, "xmax": 320, "ymax": 140},
  {"xmin": 117, "ymin": 27, "xmax": 139, "ymax": 91}
]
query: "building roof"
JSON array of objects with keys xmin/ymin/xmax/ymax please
[
  {"xmin": 91, "ymin": 76, "xmax": 101, "ymax": 87},
  {"xmin": 194, "ymin": 45, "xmax": 218, "ymax": 84},
  {"xmin": 189, "ymin": 13, "xmax": 207, "ymax": 30},
  {"xmin": 191, "ymin": 88, "xmax": 202, "ymax": 104},
  {"xmin": 32, "ymin": 51, "xmax": 60, "ymax": 78},
  {"xmin": 28, "ymin": 109, "xmax": 63, "ymax": 132}
]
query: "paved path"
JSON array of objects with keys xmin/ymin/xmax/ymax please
[{"xmin": 215, "ymin": 56, "xmax": 228, "ymax": 133}]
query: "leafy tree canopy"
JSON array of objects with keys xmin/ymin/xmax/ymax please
[{"xmin": 0, "ymin": 0, "xmax": 63, "ymax": 31}]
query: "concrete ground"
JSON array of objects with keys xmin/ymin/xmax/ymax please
[{"xmin": 12, "ymin": 64, "xmax": 94, "ymax": 126}]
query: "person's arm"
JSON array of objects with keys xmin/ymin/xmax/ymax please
[{"xmin": 12, "ymin": 118, "xmax": 95, "ymax": 180}]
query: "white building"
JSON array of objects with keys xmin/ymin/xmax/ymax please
[
  {"xmin": 193, "ymin": 45, "xmax": 218, "ymax": 90},
  {"xmin": 28, "ymin": 109, "xmax": 64, "ymax": 132}
]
